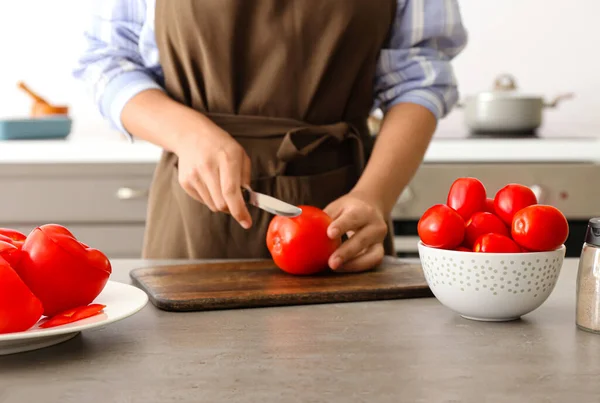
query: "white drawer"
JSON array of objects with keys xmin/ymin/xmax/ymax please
[
  {"xmin": 9, "ymin": 224, "xmax": 146, "ymax": 259},
  {"xmin": 0, "ymin": 176, "xmax": 152, "ymax": 223}
]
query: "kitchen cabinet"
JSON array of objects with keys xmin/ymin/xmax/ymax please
[
  {"xmin": 0, "ymin": 162, "xmax": 156, "ymax": 258},
  {"xmin": 2, "ymin": 135, "xmax": 599, "ymax": 258}
]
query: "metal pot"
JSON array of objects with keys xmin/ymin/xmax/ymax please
[{"xmin": 460, "ymin": 74, "xmax": 574, "ymax": 135}]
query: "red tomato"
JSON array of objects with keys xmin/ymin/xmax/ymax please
[
  {"xmin": 473, "ymin": 233, "xmax": 521, "ymax": 253},
  {"xmin": 493, "ymin": 184, "xmax": 537, "ymax": 225},
  {"xmin": 484, "ymin": 198, "xmax": 496, "ymax": 213},
  {"xmin": 511, "ymin": 205, "xmax": 569, "ymax": 252},
  {"xmin": 39, "ymin": 304, "xmax": 106, "ymax": 329},
  {"xmin": 446, "ymin": 177, "xmax": 487, "ymax": 220},
  {"xmin": 15, "ymin": 224, "xmax": 112, "ymax": 316},
  {"xmin": 266, "ymin": 206, "xmax": 340, "ymax": 275},
  {"xmin": 0, "ymin": 257, "xmax": 43, "ymax": 334},
  {"xmin": 455, "ymin": 246, "xmax": 471, "ymax": 252},
  {"xmin": 0, "ymin": 240, "xmax": 21, "ymax": 268},
  {"xmin": 464, "ymin": 212, "xmax": 509, "ymax": 248},
  {"xmin": 418, "ymin": 204, "xmax": 465, "ymax": 249},
  {"xmin": 0, "ymin": 228, "xmax": 27, "ymax": 249}
]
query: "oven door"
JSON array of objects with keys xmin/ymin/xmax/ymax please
[
  {"xmin": 393, "ymin": 220, "xmax": 420, "ymax": 258},
  {"xmin": 390, "ymin": 162, "xmax": 599, "ymax": 259}
]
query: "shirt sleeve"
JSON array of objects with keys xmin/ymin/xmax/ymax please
[
  {"xmin": 72, "ymin": 0, "xmax": 163, "ymax": 138},
  {"xmin": 374, "ymin": 0, "xmax": 468, "ymax": 119}
]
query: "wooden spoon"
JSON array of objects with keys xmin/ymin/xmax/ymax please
[
  {"xmin": 17, "ymin": 81, "xmax": 69, "ymax": 117},
  {"xmin": 17, "ymin": 81, "xmax": 49, "ymax": 105}
]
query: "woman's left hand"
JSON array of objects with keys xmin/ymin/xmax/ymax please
[{"xmin": 324, "ymin": 192, "xmax": 389, "ymax": 272}]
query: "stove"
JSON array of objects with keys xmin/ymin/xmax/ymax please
[
  {"xmin": 390, "ymin": 132, "xmax": 600, "ymax": 258},
  {"xmin": 439, "ymin": 128, "xmax": 596, "ymax": 140}
]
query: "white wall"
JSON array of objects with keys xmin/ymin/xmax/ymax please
[
  {"xmin": 0, "ymin": 1, "xmax": 107, "ymax": 138},
  {"xmin": 438, "ymin": 0, "xmax": 600, "ymax": 138},
  {"xmin": 0, "ymin": 0, "xmax": 598, "ymax": 139}
]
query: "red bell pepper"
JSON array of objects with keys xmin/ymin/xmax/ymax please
[
  {"xmin": 15, "ymin": 224, "xmax": 112, "ymax": 316},
  {"xmin": 0, "ymin": 228, "xmax": 27, "ymax": 249},
  {"xmin": 39, "ymin": 304, "xmax": 106, "ymax": 329},
  {"xmin": 0, "ymin": 257, "xmax": 43, "ymax": 334},
  {"xmin": 0, "ymin": 240, "xmax": 21, "ymax": 268}
]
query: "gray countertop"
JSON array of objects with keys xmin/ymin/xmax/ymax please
[
  {"xmin": 2, "ymin": 137, "xmax": 600, "ymax": 165},
  {"xmin": 1, "ymin": 258, "xmax": 599, "ymax": 403}
]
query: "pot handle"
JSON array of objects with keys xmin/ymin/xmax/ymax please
[{"xmin": 544, "ymin": 93, "xmax": 575, "ymax": 108}]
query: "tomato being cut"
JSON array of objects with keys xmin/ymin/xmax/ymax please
[
  {"xmin": 0, "ymin": 240, "xmax": 21, "ymax": 268},
  {"xmin": 473, "ymin": 233, "xmax": 521, "ymax": 253},
  {"xmin": 266, "ymin": 206, "xmax": 340, "ymax": 275},
  {"xmin": 418, "ymin": 204, "xmax": 465, "ymax": 249},
  {"xmin": 511, "ymin": 205, "xmax": 569, "ymax": 252},
  {"xmin": 464, "ymin": 212, "xmax": 509, "ymax": 248},
  {"xmin": 15, "ymin": 224, "xmax": 112, "ymax": 317},
  {"xmin": 0, "ymin": 257, "xmax": 43, "ymax": 334},
  {"xmin": 493, "ymin": 184, "xmax": 537, "ymax": 225},
  {"xmin": 39, "ymin": 304, "xmax": 106, "ymax": 329},
  {"xmin": 0, "ymin": 228, "xmax": 27, "ymax": 249},
  {"xmin": 446, "ymin": 177, "xmax": 487, "ymax": 220}
]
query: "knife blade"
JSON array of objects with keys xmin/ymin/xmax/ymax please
[{"xmin": 241, "ymin": 187, "xmax": 302, "ymax": 217}]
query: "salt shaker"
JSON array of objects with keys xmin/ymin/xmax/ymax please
[{"xmin": 576, "ymin": 218, "xmax": 600, "ymax": 333}]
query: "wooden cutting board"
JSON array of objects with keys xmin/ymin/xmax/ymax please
[{"xmin": 129, "ymin": 257, "xmax": 432, "ymax": 312}]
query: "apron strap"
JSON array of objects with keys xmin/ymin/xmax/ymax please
[
  {"xmin": 275, "ymin": 122, "xmax": 366, "ymax": 176},
  {"xmin": 276, "ymin": 122, "xmax": 345, "ymax": 158},
  {"xmin": 204, "ymin": 112, "xmax": 368, "ymax": 176}
]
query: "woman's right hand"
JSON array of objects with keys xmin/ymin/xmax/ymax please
[
  {"xmin": 173, "ymin": 121, "xmax": 253, "ymax": 229},
  {"xmin": 120, "ymin": 89, "xmax": 253, "ymax": 228}
]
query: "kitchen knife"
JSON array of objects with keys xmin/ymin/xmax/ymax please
[{"xmin": 241, "ymin": 187, "xmax": 302, "ymax": 217}]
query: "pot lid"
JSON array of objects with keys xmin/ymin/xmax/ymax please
[{"xmin": 471, "ymin": 74, "xmax": 543, "ymax": 101}]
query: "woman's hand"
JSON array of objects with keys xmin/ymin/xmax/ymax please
[
  {"xmin": 121, "ymin": 89, "xmax": 254, "ymax": 229},
  {"xmin": 173, "ymin": 121, "xmax": 253, "ymax": 229},
  {"xmin": 324, "ymin": 192, "xmax": 388, "ymax": 272},
  {"xmin": 321, "ymin": 103, "xmax": 437, "ymax": 271}
]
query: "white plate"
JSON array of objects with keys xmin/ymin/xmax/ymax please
[{"xmin": 0, "ymin": 281, "xmax": 148, "ymax": 355}]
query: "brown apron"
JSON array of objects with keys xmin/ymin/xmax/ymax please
[{"xmin": 143, "ymin": 0, "xmax": 397, "ymax": 259}]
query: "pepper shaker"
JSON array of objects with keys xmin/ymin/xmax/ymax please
[{"xmin": 576, "ymin": 218, "xmax": 600, "ymax": 333}]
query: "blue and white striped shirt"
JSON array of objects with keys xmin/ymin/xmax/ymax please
[{"xmin": 73, "ymin": 0, "xmax": 468, "ymax": 136}]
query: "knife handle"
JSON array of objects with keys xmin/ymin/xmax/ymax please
[{"xmin": 241, "ymin": 187, "xmax": 251, "ymax": 204}]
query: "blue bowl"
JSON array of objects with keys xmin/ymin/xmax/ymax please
[{"xmin": 0, "ymin": 117, "xmax": 72, "ymax": 140}]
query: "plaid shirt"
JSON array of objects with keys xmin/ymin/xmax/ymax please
[{"xmin": 73, "ymin": 0, "xmax": 467, "ymax": 136}]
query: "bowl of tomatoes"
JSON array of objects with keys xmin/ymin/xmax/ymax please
[{"xmin": 417, "ymin": 177, "xmax": 569, "ymax": 321}]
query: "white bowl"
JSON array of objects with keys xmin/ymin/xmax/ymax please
[{"xmin": 417, "ymin": 242, "xmax": 566, "ymax": 321}]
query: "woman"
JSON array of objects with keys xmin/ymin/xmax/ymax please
[{"xmin": 74, "ymin": 0, "xmax": 467, "ymax": 272}]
